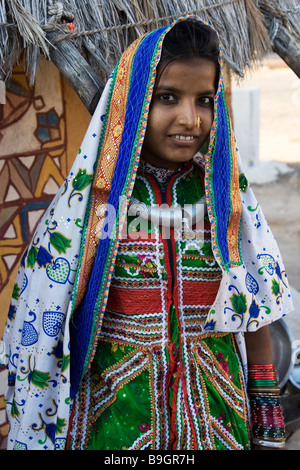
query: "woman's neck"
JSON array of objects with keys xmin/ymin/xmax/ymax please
[{"xmin": 139, "ymin": 159, "xmax": 189, "ymax": 183}]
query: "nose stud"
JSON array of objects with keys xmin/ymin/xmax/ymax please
[{"xmin": 196, "ymin": 116, "xmax": 201, "ymax": 128}]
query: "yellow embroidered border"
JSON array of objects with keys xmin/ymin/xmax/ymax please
[
  {"xmin": 74, "ymin": 36, "xmax": 145, "ymax": 307},
  {"xmin": 227, "ymin": 120, "xmax": 242, "ymax": 264}
]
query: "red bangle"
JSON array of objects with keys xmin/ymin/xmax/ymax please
[{"xmin": 248, "ymin": 364, "xmax": 275, "ymax": 370}]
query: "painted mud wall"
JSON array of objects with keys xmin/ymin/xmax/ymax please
[{"xmin": 0, "ymin": 57, "xmax": 90, "ymax": 447}]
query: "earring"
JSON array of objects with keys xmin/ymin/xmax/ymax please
[{"xmin": 196, "ymin": 116, "xmax": 201, "ymax": 128}]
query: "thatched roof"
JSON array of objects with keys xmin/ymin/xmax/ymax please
[{"xmin": 1, "ymin": 0, "xmax": 299, "ymax": 112}]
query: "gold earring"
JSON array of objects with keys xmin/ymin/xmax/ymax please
[{"xmin": 196, "ymin": 116, "xmax": 201, "ymax": 128}]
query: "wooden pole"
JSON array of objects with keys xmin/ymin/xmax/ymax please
[
  {"xmin": 271, "ymin": 25, "xmax": 300, "ymax": 79},
  {"xmin": 260, "ymin": 7, "xmax": 300, "ymax": 79},
  {"xmin": 46, "ymin": 31, "xmax": 105, "ymax": 114}
]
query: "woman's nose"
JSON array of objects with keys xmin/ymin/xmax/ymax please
[{"xmin": 177, "ymin": 102, "xmax": 197, "ymax": 129}]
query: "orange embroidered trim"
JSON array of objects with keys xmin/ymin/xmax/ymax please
[{"xmin": 74, "ymin": 36, "xmax": 145, "ymax": 307}]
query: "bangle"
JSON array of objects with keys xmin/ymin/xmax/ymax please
[
  {"xmin": 248, "ymin": 364, "xmax": 286, "ymax": 448},
  {"xmin": 248, "ymin": 364, "xmax": 278, "ymax": 388},
  {"xmin": 250, "ymin": 396, "xmax": 281, "ymax": 406},
  {"xmin": 252, "ymin": 438, "xmax": 286, "ymax": 449},
  {"xmin": 248, "ymin": 386, "xmax": 281, "ymax": 396}
]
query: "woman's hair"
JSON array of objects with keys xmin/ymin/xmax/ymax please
[{"xmin": 159, "ymin": 18, "xmax": 220, "ymax": 90}]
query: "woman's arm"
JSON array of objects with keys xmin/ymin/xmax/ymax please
[{"xmin": 245, "ymin": 325, "xmax": 273, "ymax": 365}]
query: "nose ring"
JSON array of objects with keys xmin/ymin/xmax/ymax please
[{"xmin": 196, "ymin": 116, "xmax": 201, "ymax": 128}]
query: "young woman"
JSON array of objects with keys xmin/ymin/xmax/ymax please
[{"xmin": 1, "ymin": 17, "xmax": 293, "ymax": 451}]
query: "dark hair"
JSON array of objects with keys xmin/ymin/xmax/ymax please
[{"xmin": 159, "ymin": 19, "xmax": 220, "ymax": 90}]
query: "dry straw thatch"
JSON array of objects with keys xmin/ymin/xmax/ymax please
[{"xmin": 0, "ymin": 0, "xmax": 299, "ymax": 110}]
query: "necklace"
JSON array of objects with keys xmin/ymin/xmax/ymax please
[
  {"xmin": 138, "ymin": 160, "xmax": 181, "ymax": 183},
  {"xmin": 128, "ymin": 196, "xmax": 206, "ymax": 229}
]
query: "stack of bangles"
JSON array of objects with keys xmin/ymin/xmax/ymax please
[{"xmin": 248, "ymin": 364, "xmax": 286, "ymax": 448}]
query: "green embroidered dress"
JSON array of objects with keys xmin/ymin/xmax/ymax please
[{"xmin": 70, "ymin": 161, "xmax": 251, "ymax": 450}]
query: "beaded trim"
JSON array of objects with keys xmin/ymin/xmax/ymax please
[{"xmin": 193, "ymin": 341, "xmax": 246, "ymax": 419}]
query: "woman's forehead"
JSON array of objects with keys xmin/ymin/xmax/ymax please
[{"xmin": 155, "ymin": 57, "xmax": 217, "ymax": 92}]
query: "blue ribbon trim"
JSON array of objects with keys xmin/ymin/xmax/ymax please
[{"xmin": 70, "ymin": 26, "xmax": 167, "ymax": 397}]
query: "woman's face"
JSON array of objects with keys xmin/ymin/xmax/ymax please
[{"xmin": 141, "ymin": 57, "xmax": 217, "ymax": 170}]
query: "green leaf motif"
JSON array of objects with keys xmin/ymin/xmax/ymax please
[
  {"xmin": 271, "ymin": 279, "xmax": 280, "ymax": 296},
  {"xmin": 27, "ymin": 246, "xmax": 38, "ymax": 268},
  {"xmin": 239, "ymin": 173, "xmax": 248, "ymax": 192},
  {"xmin": 31, "ymin": 369, "xmax": 51, "ymax": 389},
  {"xmin": 230, "ymin": 292, "xmax": 247, "ymax": 314},
  {"xmin": 72, "ymin": 169, "xmax": 93, "ymax": 191},
  {"xmin": 49, "ymin": 232, "xmax": 72, "ymax": 254},
  {"xmin": 56, "ymin": 417, "xmax": 67, "ymax": 435},
  {"xmin": 61, "ymin": 354, "xmax": 70, "ymax": 373},
  {"xmin": 12, "ymin": 283, "xmax": 20, "ymax": 300},
  {"xmin": 11, "ymin": 398, "xmax": 20, "ymax": 419}
]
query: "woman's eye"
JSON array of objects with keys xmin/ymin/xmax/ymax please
[
  {"xmin": 198, "ymin": 96, "xmax": 214, "ymax": 106},
  {"xmin": 159, "ymin": 93, "xmax": 176, "ymax": 103}
]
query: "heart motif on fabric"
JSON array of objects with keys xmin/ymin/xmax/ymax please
[
  {"xmin": 245, "ymin": 272, "xmax": 259, "ymax": 295},
  {"xmin": 257, "ymin": 254, "xmax": 275, "ymax": 275},
  {"xmin": 43, "ymin": 311, "xmax": 65, "ymax": 337},
  {"xmin": 46, "ymin": 257, "xmax": 70, "ymax": 284},
  {"xmin": 21, "ymin": 321, "xmax": 38, "ymax": 346}
]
